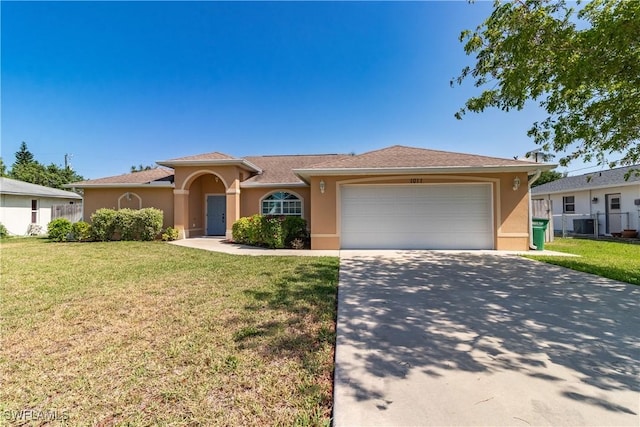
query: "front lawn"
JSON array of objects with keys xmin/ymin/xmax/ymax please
[
  {"xmin": 527, "ymin": 238, "xmax": 640, "ymax": 285},
  {"xmin": 0, "ymin": 238, "xmax": 339, "ymax": 425}
]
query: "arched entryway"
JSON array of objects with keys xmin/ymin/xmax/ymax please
[{"xmin": 184, "ymin": 172, "xmax": 227, "ymax": 236}]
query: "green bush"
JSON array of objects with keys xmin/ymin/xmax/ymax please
[
  {"xmin": 91, "ymin": 208, "xmax": 117, "ymax": 241},
  {"xmin": 161, "ymin": 226, "xmax": 180, "ymax": 242},
  {"xmin": 71, "ymin": 221, "xmax": 92, "ymax": 242},
  {"xmin": 231, "ymin": 217, "xmax": 252, "ymax": 244},
  {"xmin": 0, "ymin": 223, "xmax": 8, "ymax": 239},
  {"xmin": 282, "ymin": 216, "xmax": 308, "ymax": 247},
  {"xmin": 232, "ymin": 215, "xmax": 308, "ymax": 249},
  {"xmin": 91, "ymin": 208, "xmax": 163, "ymax": 241},
  {"xmin": 136, "ymin": 208, "xmax": 163, "ymax": 241},
  {"xmin": 115, "ymin": 209, "xmax": 137, "ymax": 240},
  {"xmin": 48, "ymin": 218, "xmax": 72, "ymax": 242}
]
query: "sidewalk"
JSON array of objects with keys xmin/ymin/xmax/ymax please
[
  {"xmin": 168, "ymin": 236, "xmax": 340, "ymax": 256},
  {"xmin": 169, "ymin": 237, "xmax": 575, "ymax": 258}
]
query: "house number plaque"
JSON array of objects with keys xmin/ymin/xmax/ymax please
[{"xmin": 409, "ymin": 178, "xmax": 423, "ymax": 183}]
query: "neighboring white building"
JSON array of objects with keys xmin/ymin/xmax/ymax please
[
  {"xmin": 0, "ymin": 177, "xmax": 82, "ymax": 236},
  {"xmin": 532, "ymin": 165, "xmax": 640, "ymax": 235}
]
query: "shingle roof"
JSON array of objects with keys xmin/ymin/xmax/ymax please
[
  {"xmin": 243, "ymin": 154, "xmax": 349, "ymax": 185},
  {"xmin": 532, "ymin": 165, "xmax": 640, "ymax": 194},
  {"xmin": 69, "ymin": 168, "xmax": 174, "ymax": 186},
  {"xmin": 0, "ymin": 177, "xmax": 82, "ymax": 199},
  {"xmin": 303, "ymin": 145, "xmax": 538, "ymax": 169},
  {"xmin": 163, "ymin": 151, "xmax": 237, "ymax": 161}
]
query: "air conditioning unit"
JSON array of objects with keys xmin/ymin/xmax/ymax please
[{"xmin": 635, "ymin": 199, "xmax": 640, "ymax": 206}]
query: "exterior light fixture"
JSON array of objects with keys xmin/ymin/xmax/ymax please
[
  {"xmin": 319, "ymin": 180, "xmax": 326, "ymax": 194},
  {"xmin": 592, "ymin": 197, "xmax": 598, "ymax": 203},
  {"xmin": 512, "ymin": 176, "xmax": 521, "ymax": 191}
]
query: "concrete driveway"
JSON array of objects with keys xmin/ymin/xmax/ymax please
[{"xmin": 333, "ymin": 251, "xmax": 640, "ymax": 426}]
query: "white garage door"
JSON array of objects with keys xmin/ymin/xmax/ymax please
[{"xmin": 340, "ymin": 184, "xmax": 494, "ymax": 249}]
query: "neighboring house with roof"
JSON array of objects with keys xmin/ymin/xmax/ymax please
[
  {"xmin": 68, "ymin": 145, "xmax": 554, "ymax": 250},
  {"xmin": 532, "ymin": 165, "xmax": 640, "ymax": 235},
  {"xmin": 0, "ymin": 177, "xmax": 83, "ymax": 236}
]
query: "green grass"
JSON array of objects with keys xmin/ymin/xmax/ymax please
[
  {"xmin": 0, "ymin": 238, "xmax": 339, "ymax": 426},
  {"xmin": 526, "ymin": 238, "xmax": 640, "ymax": 285}
]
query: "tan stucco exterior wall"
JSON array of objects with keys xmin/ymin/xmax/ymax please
[
  {"xmin": 185, "ymin": 174, "xmax": 226, "ymax": 236},
  {"xmin": 82, "ymin": 187, "xmax": 174, "ymax": 228},
  {"xmin": 308, "ymin": 173, "xmax": 532, "ymax": 251},
  {"xmin": 172, "ymin": 166, "xmax": 243, "ymax": 238}
]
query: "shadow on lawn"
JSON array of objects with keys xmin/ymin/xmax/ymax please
[
  {"xmin": 237, "ymin": 259, "xmax": 339, "ymax": 361},
  {"xmin": 336, "ymin": 253, "xmax": 640, "ymax": 415},
  {"xmin": 533, "ymin": 257, "xmax": 640, "ymax": 286}
]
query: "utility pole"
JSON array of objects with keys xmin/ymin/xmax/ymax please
[{"xmin": 64, "ymin": 154, "xmax": 73, "ymax": 169}]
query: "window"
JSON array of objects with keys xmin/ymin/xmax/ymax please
[
  {"xmin": 31, "ymin": 199, "xmax": 38, "ymax": 223},
  {"xmin": 610, "ymin": 197, "xmax": 621, "ymax": 210},
  {"xmin": 563, "ymin": 196, "xmax": 575, "ymax": 213},
  {"xmin": 261, "ymin": 192, "xmax": 302, "ymax": 216}
]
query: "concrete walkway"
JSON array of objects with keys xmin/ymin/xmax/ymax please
[
  {"xmin": 168, "ymin": 237, "xmax": 571, "ymax": 258},
  {"xmin": 168, "ymin": 237, "xmax": 340, "ymax": 256},
  {"xmin": 333, "ymin": 252, "xmax": 640, "ymax": 426}
]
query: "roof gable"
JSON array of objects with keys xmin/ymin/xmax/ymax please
[
  {"xmin": 163, "ymin": 151, "xmax": 237, "ymax": 161},
  {"xmin": 242, "ymin": 154, "xmax": 350, "ymax": 186},
  {"xmin": 303, "ymin": 145, "xmax": 539, "ymax": 169},
  {"xmin": 1, "ymin": 177, "xmax": 82, "ymax": 199}
]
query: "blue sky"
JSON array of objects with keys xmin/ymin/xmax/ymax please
[{"xmin": 2, "ymin": 1, "xmax": 578, "ymax": 180}]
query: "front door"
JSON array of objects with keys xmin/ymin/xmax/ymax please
[
  {"xmin": 605, "ymin": 193, "xmax": 622, "ymax": 234},
  {"xmin": 206, "ymin": 195, "xmax": 226, "ymax": 236}
]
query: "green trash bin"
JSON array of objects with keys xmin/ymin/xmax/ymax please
[{"xmin": 532, "ymin": 218, "xmax": 549, "ymax": 251}]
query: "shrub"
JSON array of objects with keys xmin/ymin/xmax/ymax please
[
  {"xmin": 71, "ymin": 221, "xmax": 92, "ymax": 242},
  {"xmin": 115, "ymin": 209, "xmax": 137, "ymax": 240},
  {"xmin": 136, "ymin": 208, "xmax": 163, "ymax": 241},
  {"xmin": 0, "ymin": 223, "xmax": 8, "ymax": 239},
  {"xmin": 282, "ymin": 216, "xmax": 308, "ymax": 247},
  {"xmin": 162, "ymin": 227, "xmax": 180, "ymax": 242},
  {"xmin": 262, "ymin": 216, "xmax": 285, "ymax": 249},
  {"xmin": 91, "ymin": 208, "xmax": 117, "ymax": 241},
  {"xmin": 48, "ymin": 218, "xmax": 72, "ymax": 242},
  {"xmin": 91, "ymin": 208, "xmax": 164, "ymax": 241},
  {"xmin": 232, "ymin": 217, "xmax": 252, "ymax": 244},
  {"xmin": 232, "ymin": 215, "xmax": 308, "ymax": 249}
]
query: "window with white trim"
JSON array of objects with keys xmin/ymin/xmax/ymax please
[
  {"xmin": 31, "ymin": 199, "xmax": 38, "ymax": 223},
  {"xmin": 563, "ymin": 196, "xmax": 575, "ymax": 213},
  {"xmin": 261, "ymin": 192, "xmax": 302, "ymax": 216}
]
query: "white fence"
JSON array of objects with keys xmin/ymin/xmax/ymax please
[
  {"xmin": 552, "ymin": 212, "xmax": 633, "ymax": 237},
  {"xmin": 51, "ymin": 204, "xmax": 83, "ymax": 223}
]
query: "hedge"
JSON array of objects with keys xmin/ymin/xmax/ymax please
[
  {"xmin": 90, "ymin": 208, "xmax": 163, "ymax": 241},
  {"xmin": 232, "ymin": 214, "xmax": 308, "ymax": 249}
]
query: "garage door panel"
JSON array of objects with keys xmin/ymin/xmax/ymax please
[{"xmin": 340, "ymin": 184, "xmax": 493, "ymax": 249}]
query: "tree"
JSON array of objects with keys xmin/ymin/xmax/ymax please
[
  {"xmin": 0, "ymin": 158, "xmax": 6, "ymax": 177},
  {"xmin": 453, "ymin": 0, "xmax": 640, "ymax": 170},
  {"xmin": 531, "ymin": 169, "xmax": 565, "ymax": 187},
  {"xmin": 7, "ymin": 142, "xmax": 84, "ymax": 189},
  {"xmin": 14, "ymin": 142, "xmax": 35, "ymax": 166},
  {"xmin": 130, "ymin": 164, "xmax": 154, "ymax": 173}
]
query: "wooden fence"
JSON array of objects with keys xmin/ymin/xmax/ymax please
[
  {"xmin": 51, "ymin": 204, "xmax": 83, "ymax": 223},
  {"xmin": 532, "ymin": 199, "xmax": 554, "ymax": 242}
]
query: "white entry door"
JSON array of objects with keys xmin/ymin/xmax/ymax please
[
  {"xmin": 340, "ymin": 184, "xmax": 494, "ymax": 249},
  {"xmin": 606, "ymin": 193, "xmax": 622, "ymax": 234}
]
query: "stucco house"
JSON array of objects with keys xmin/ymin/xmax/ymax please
[
  {"xmin": 532, "ymin": 165, "xmax": 640, "ymax": 236},
  {"xmin": 68, "ymin": 145, "xmax": 554, "ymax": 250},
  {"xmin": 0, "ymin": 177, "xmax": 83, "ymax": 236}
]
